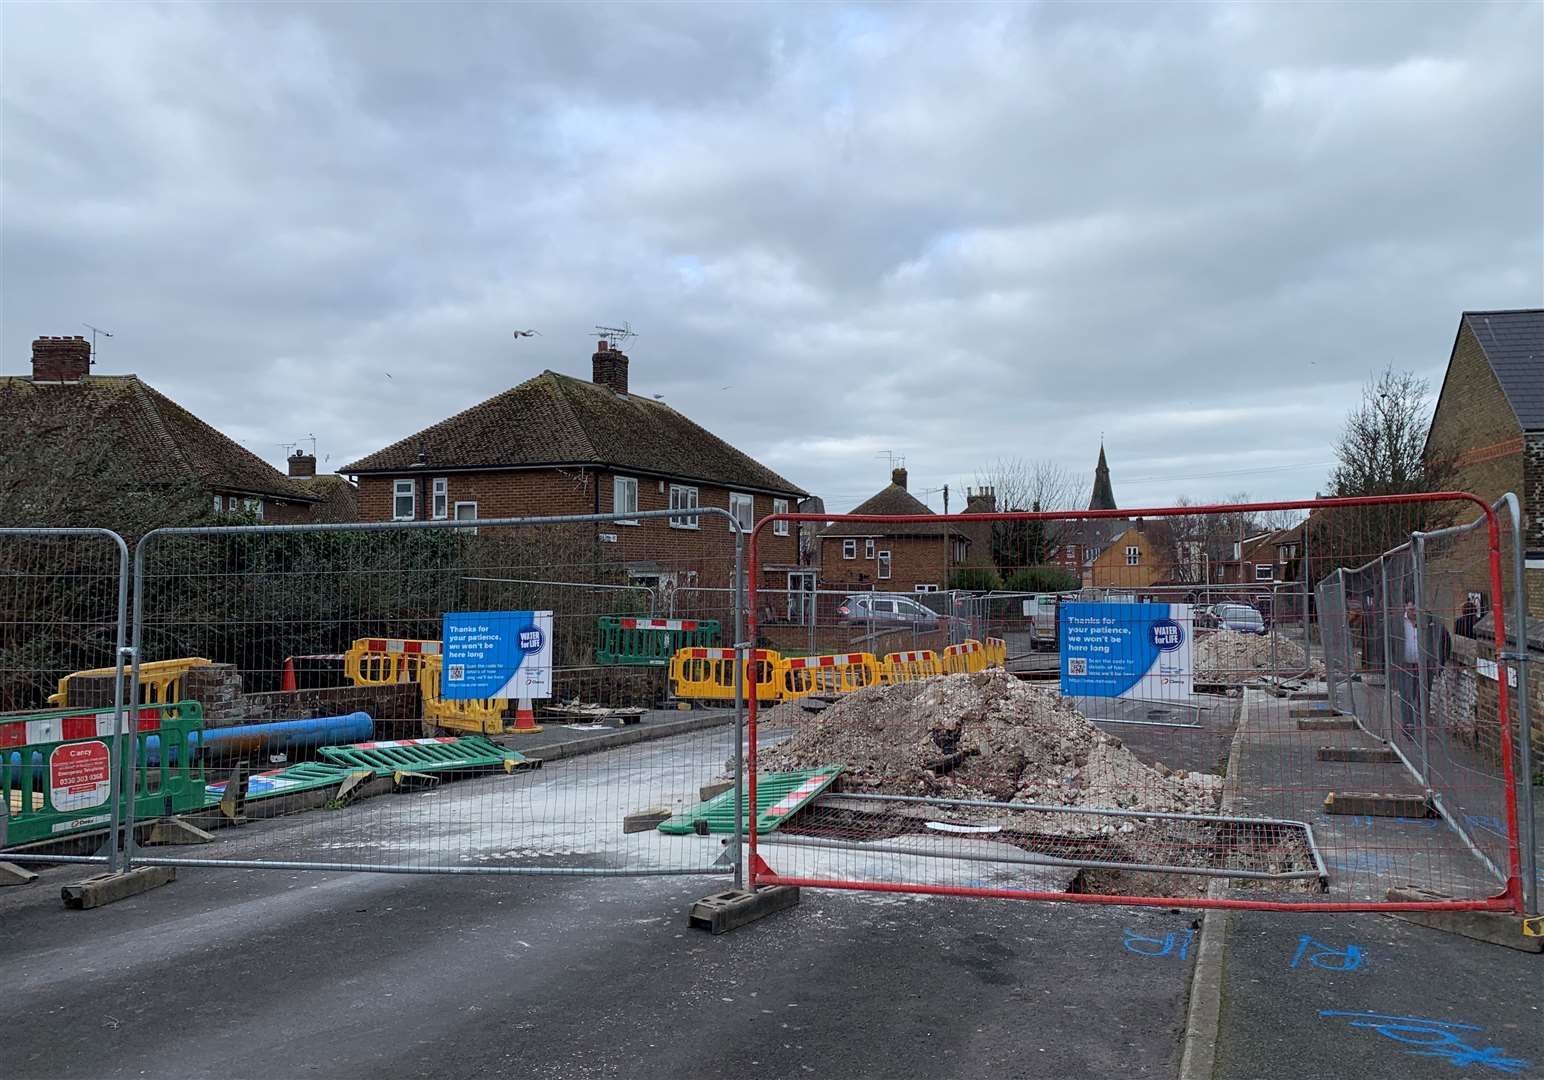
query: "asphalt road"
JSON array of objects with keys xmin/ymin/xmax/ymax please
[{"xmin": 2, "ymin": 862, "xmax": 1198, "ymax": 1080}]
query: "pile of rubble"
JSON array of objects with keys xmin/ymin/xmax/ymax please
[
  {"xmin": 1194, "ymin": 629, "xmax": 1322, "ymax": 684},
  {"xmin": 758, "ymin": 671, "xmax": 1222, "ymax": 819}
]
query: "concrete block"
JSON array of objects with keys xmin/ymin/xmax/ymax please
[
  {"xmin": 61, "ymin": 866, "xmax": 176, "ymax": 910},
  {"xmin": 1289, "ymin": 691, "xmax": 1329, "ymax": 701},
  {"xmin": 1384, "ymin": 886, "xmax": 1544, "ymax": 953},
  {"xmin": 1324, "ymin": 791, "xmax": 1433, "ymax": 818},
  {"xmin": 0, "ymin": 861, "xmax": 40, "ymax": 887},
  {"xmin": 699, "ymin": 781, "xmax": 734, "ymax": 802},
  {"xmin": 1316, "ymin": 745, "xmax": 1398, "ymax": 763},
  {"xmin": 146, "ymin": 817, "xmax": 215, "ymax": 846},
  {"xmin": 623, "ymin": 807, "xmax": 672, "ymax": 834},
  {"xmin": 1297, "ymin": 717, "xmax": 1357, "ymax": 731},
  {"xmin": 688, "ymin": 886, "xmax": 800, "ymax": 935},
  {"xmin": 1290, "ymin": 705, "xmax": 1345, "ymax": 718}
]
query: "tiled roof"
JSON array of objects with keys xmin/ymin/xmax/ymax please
[
  {"xmin": 1, "ymin": 375, "xmax": 319, "ymax": 503},
  {"xmin": 341, "ymin": 370, "xmax": 805, "ymax": 496},
  {"xmin": 821, "ymin": 483, "xmax": 967, "ymax": 538},
  {"xmin": 293, "ymin": 475, "xmax": 359, "ymax": 522},
  {"xmin": 1463, "ymin": 310, "xmax": 1544, "ymax": 432}
]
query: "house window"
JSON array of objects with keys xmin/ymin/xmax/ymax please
[
  {"xmin": 1125, "ymin": 546, "xmax": 1140, "ymax": 566},
  {"xmin": 668, "ymin": 485, "xmax": 699, "ymax": 529},
  {"xmin": 613, "ymin": 476, "xmax": 639, "ymax": 524},
  {"xmin": 915, "ymin": 583, "xmax": 938, "ymax": 593},
  {"xmin": 877, "ymin": 550, "xmax": 892, "ymax": 579},
  {"xmin": 953, "ymin": 539, "xmax": 967, "ymax": 563},
  {"xmin": 864, "ymin": 539, "xmax": 875, "ymax": 559},
  {"xmin": 213, "ymin": 495, "xmax": 223, "ymax": 512},
  {"xmin": 1255, "ymin": 564, "xmax": 1273, "ymax": 581},
  {"xmin": 729, "ymin": 492, "xmax": 754, "ymax": 532},
  {"xmin": 432, "ymin": 477, "xmax": 448, "ymax": 519},
  {"xmin": 842, "ymin": 539, "xmax": 857, "ymax": 560},
  {"xmin": 393, "ymin": 479, "xmax": 415, "ymax": 521},
  {"xmin": 1065, "ymin": 544, "xmax": 1076, "ymax": 560},
  {"xmin": 454, "ymin": 501, "xmax": 478, "ymax": 534},
  {"xmin": 243, "ymin": 498, "xmax": 264, "ymax": 520},
  {"xmin": 773, "ymin": 498, "xmax": 789, "ymax": 535}
]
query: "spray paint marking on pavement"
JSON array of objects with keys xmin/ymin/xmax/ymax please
[
  {"xmin": 1318, "ymin": 1012, "xmax": 1531, "ymax": 1074},
  {"xmin": 1121, "ymin": 928, "xmax": 1194, "ymax": 960},
  {"xmin": 1462, "ymin": 814, "xmax": 1508, "ymax": 840},
  {"xmin": 1289, "ymin": 935, "xmax": 1363, "ymax": 972}
]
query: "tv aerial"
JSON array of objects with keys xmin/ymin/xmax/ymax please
[{"xmin": 594, "ymin": 321, "xmax": 637, "ymax": 350}]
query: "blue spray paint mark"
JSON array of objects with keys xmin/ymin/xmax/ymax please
[
  {"xmin": 1320, "ymin": 1011, "xmax": 1531, "ymax": 1074},
  {"xmin": 1290, "ymin": 935, "xmax": 1363, "ymax": 972},
  {"xmin": 1121, "ymin": 928, "xmax": 1194, "ymax": 960},
  {"xmin": 1464, "ymin": 814, "xmax": 1509, "ymax": 839},
  {"xmin": 1331, "ymin": 852, "xmax": 1396, "ymax": 874}
]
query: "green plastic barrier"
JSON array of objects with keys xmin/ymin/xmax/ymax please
[
  {"xmin": 317, "ymin": 735, "xmax": 532, "ymax": 776},
  {"xmin": 596, "ymin": 616, "xmax": 721, "ymax": 666},
  {"xmin": 657, "ymin": 766, "xmax": 843, "ymax": 835},
  {"xmin": 2, "ymin": 701, "xmax": 206, "ymax": 848}
]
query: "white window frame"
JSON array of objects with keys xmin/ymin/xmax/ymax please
[
  {"xmin": 773, "ymin": 498, "xmax": 789, "ymax": 535},
  {"xmin": 668, "ymin": 484, "xmax": 699, "ymax": 530},
  {"xmin": 915, "ymin": 583, "xmax": 938, "ymax": 593},
  {"xmin": 613, "ymin": 475, "xmax": 639, "ymax": 524},
  {"xmin": 842, "ymin": 539, "xmax": 857, "ymax": 560},
  {"xmin": 1255, "ymin": 563, "xmax": 1274, "ymax": 582},
  {"xmin": 213, "ymin": 495, "xmax": 223, "ymax": 512},
  {"xmin": 432, "ymin": 477, "xmax": 449, "ymax": 520},
  {"xmin": 393, "ymin": 479, "xmax": 416, "ymax": 521},
  {"xmin": 1125, "ymin": 545, "xmax": 1141, "ymax": 566},
  {"xmin": 864, "ymin": 538, "xmax": 875, "ymax": 560},
  {"xmin": 877, "ymin": 550, "xmax": 892, "ymax": 580},
  {"xmin": 454, "ymin": 500, "xmax": 478, "ymax": 534},
  {"xmin": 243, "ymin": 498, "xmax": 264, "ymax": 521},
  {"xmin": 729, "ymin": 492, "xmax": 754, "ymax": 533}
]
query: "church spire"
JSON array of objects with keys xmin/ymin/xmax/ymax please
[{"xmin": 1088, "ymin": 444, "xmax": 1117, "ymax": 511}]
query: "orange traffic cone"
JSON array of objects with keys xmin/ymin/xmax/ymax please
[
  {"xmin": 509, "ymin": 693, "xmax": 542, "ymax": 734},
  {"xmin": 281, "ymin": 657, "xmax": 297, "ymax": 693}
]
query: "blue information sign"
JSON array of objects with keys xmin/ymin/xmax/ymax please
[
  {"xmin": 1060, "ymin": 602, "xmax": 1192, "ymax": 699},
  {"xmin": 440, "ymin": 610, "xmax": 553, "ymax": 700}
]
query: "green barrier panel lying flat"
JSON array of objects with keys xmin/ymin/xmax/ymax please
[
  {"xmin": 657, "ymin": 766, "xmax": 843, "ymax": 836},
  {"xmin": 596, "ymin": 616, "xmax": 722, "ymax": 666},
  {"xmin": 203, "ymin": 761, "xmax": 361, "ymax": 805},
  {"xmin": 317, "ymin": 736, "xmax": 533, "ymax": 776}
]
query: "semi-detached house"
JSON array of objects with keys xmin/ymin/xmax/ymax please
[{"xmin": 341, "ymin": 340, "xmax": 807, "ymax": 594}]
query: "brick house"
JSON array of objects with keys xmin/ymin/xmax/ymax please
[
  {"xmin": 816, "ymin": 468, "xmax": 969, "ymax": 594},
  {"xmin": 340, "ymin": 340, "xmax": 806, "ymax": 593},
  {"xmin": 1085, "ymin": 520, "xmax": 1177, "ymax": 588},
  {"xmin": 1423, "ymin": 309, "xmax": 1544, "ymax": 622},
  {"xmin": 3, "ymin": 336, "xmax": 330, "ymax": 524}
]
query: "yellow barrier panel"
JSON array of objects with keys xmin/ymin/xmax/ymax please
[
  {"xmin": 669, "ymin": 647, "xmax": 783, "ymax": 703},
  {"xmin": 417, "ymin": 654, "xmax": 508, "ymax": 736},
  {"xmin": 941, "ymin": 639, "xmax": 986, "ymax": 674},
  {"xmin": 778, "ymin": 652, "xmax": 881, "ymax": 699},
  {"xmin": 343, "ymin": 637, "xmax": 441, "ymax": 687},
  {"xmin": 984, "ymin": 637, "xmax": 1007, "ymax": 668},
  {"xmin": 879, "ymin": 650, "xmax": 943, "ymax": 684},
  {"xmin": 48, "ymin": 657, "xmax": 214, "ymax": 709}
]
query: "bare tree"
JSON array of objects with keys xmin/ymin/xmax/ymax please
[{"xmin": 972, "ymin": 457, "xmax": 1080, "ymax": 571}]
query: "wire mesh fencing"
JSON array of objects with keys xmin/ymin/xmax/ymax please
[
  {"xmin": 118, "ymin": 510, "xmax": 746, "ymax": 880},
  {"xmin": 0, "ymin": 528, "xmax": 131, "ymax": 866},
  {"xmin": 740, "ymin": 495, "xmax": 1526, "ymax": 913}
]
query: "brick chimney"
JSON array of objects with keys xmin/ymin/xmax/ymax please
[
  {"xmin": 288, "ymin": 451, "xmax": 317, "ymax": 478},
  {"xmin": 965, "ymin": 486, "xmax": 996, "ymax": 514},
  {"xmin": 891, "ymin": 467, "xmax": 908, "ymax": 490},
  {"xmin": 32, "ymin": 336, "xmax": 92, "ymax": 382},
  {"xmin": 592, "ymin": 339, "xmax": 629, "ymax": 395}
]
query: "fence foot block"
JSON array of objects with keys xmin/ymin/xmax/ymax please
[
  {"xmin": 1289, "ymin": 691, "xmax": 1329, "ymax": 701},
  {"xmin": 1324, "ymin": 791, "xmax": 1433, "ymax": 817},
  {"xmin": 1296, "ymin": 717, "xmax": 1356, "ymax": 730},
  {"xmin": 688, "ymin": 886, "xmax": 799, "ymax": 935},
  {"xmin": 623, "ymin": 807, "xmax": 672, "ymax": 834},
  {"xmin": 146, "ymin": 816, "xmax": 215, "ymax": 846},
  {"xmin": 1316, "ymin": 745, "xmax": 1398, "ymax": 763},
  {"xmin": 61, "ymin": 866, "xmax": 175, "ymax": 910},
  {"xmin": 0, "ymin": 861, "xmax": 40, "ymax": 887},
  {"xmin": 391, "ymin": 770, "xmax": 439, "ymax": 790},
  {"xmin": 1383, "ymin": 887, "xmax": 1543, "ymax": 953}
]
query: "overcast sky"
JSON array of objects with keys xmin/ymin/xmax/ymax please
[{"xmin": 4, "ymin": 1, "xmax": 1540, "ymax": 513}]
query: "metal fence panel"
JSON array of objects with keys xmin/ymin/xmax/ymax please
[
  {"xmin": 122, "ymin": 510, "xmax": 744, "ymax": 881},
  {"xmin": 0, "ymin": 528, "xmax": 130, "ymax": 867},
  {"xmin": 741, "ymin": 494, "xmax": 1526, "ymax": 914}
]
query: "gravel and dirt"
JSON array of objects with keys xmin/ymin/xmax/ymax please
[{"xmin": 1194, "ymin": 629, "xmax": 1323, "ymax": 684}]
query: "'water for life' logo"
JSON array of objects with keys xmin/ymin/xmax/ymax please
[
  {"xmin": 519, "ymin": 627, "xmax": 545, "ymax": 653},
  {"xmin": 1149, "ymin": 618, "xmax": 1184, "ymax": 652}
]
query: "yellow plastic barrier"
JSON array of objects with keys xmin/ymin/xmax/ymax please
[
  {"xmin": 941, "ymin": 639, "xmax": 986, "ymax": 674},
  {"xmin": 880, "ymin": 650, "xmax": 943, "ymax": 684},
  {"xmin": 669, "ymin": 647, "xmax": 783, "ymax": 703},
  {"xmin": 344, "ymin": 637, "xmax": 441, "ymax": 686},
  {"xmin": 48, "ymin": 657, "xmax": 213, "ymax": 708},
  {"xmin": 778, "ymin": 652, "xmax": 881, "ymax": 700},
  {"xmin": 984, "ymin": 637, "xmax": 1007, "ymax": 668},
  {"xmin": 417, "ymin": 654, "xmax": 508, "ymax": 736}
]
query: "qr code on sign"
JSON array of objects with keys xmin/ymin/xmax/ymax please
[
  {"xmin": 1067, "ymin": 658, "xmax": 1087, "ymax": 676},
  {"xmin": 447, "ymin": 664, "xmax": 465, "ymax": 681}
]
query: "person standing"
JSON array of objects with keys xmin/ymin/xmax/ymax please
[{"xmin": 1397, "ymin": 600, "xmax": 1420, "ymax": 739}]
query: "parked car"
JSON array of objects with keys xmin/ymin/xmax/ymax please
[
  {"xmin": 1210, "ymin": 603, "xmax": 1266, "ymax": 635},
  {"xmin": 837, "ymin": 593, "xmax": 960, "ymax": 633},
  {"xmin": 1021, "ymin": 593, "xmax": 1060, "ymax": 650}
]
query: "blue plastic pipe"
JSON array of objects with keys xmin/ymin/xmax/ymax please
[{"xmin": 141, "ymin": 712, "xmax": 374, "ymax": 767}]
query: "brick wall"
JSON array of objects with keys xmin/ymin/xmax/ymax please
[
  {"xmin": 817, "ymin": 534, "xmax": 953, "ymax": 592},
  {"xmin": 758, "ymin": 623, "xmax": 949, "ymax": 656}
]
